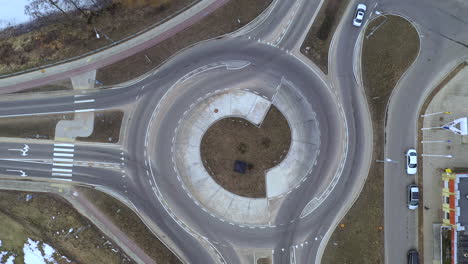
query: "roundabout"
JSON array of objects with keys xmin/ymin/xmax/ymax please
[{"xmin": 137, "ymin": 37, "xmax": 346, "ymax": 229}]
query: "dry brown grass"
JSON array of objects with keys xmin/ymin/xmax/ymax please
[
  {"xmin": 300, "ymin": 0, "xmax": 351, "ymax": 74},
  {"xmin": 79, "ymin": 187, "xmax": 181, "ymax": 264},
  {"xmin": 200, "ymin": 107, "xmax": 290, "ymax": 198},
  {"xmin": 0, "ymin": 0, "xmax": 195, "ymax": 75},
  {"xmin": 0, "ymin": 190, "xmax": 133, "ymax": 263}
]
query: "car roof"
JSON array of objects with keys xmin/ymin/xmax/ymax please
[{"xmin": 409, "ymin": 156, "xmax": 417, "ymax": 163}]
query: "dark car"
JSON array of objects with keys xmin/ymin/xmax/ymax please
[{"xmin": 408, "ymin": 250, "xmax": 419, "ymax": 264}]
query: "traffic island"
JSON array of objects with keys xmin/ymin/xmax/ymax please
[
  {"xmin": 172, "ymin": 86, "xmax": 320, "ymax": 224},
  {"xmin": 200, "ymin": 106, "xmax": 291, "ymax": 198}
]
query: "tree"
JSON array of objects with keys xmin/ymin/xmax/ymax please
[
  {"xmin": 25, "ymin": 0, "xmax": 69, "ymax": 20},
  {"xmin": 64, "ymin": 0, "xmax": 88, "ymax": 17}
]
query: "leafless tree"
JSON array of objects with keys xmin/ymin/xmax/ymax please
[
  {"xmin": 63, "ymin": 0, "xmax": 88, "ymax": 17},
  {"xmin": 25, "ymin": 0, "xmax": 69, "ymax": 20}
]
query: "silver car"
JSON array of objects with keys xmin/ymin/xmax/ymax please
[
  {"xmin": 406, "ymin": 149, "xmax": 417, "ymax": 175},
  {"xmin": 408, "ymin": 185, "xmax": 419, "ymax": 210}
]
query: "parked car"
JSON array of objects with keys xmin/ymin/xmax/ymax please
[
  {"xmin": 408, "ymin": 250, "xmax": 419, "ymax": 264},
  {"xmin": 406, "ymin": 149, "xmax": 417, "ymax": 175},
  {"xmin": 408, "ymin": 185, "xmax": 419, "ymax": 210},
  {"xmin": 353, "ymin": 4, "xmax": 367, "ymax": 27}
]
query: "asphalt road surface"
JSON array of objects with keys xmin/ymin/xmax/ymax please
[{"xmin": 0, "ymin": 0, "xmax": 466, "ymax": 263}]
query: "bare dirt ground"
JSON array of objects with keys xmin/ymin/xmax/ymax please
[
  {"xmin": 0, "ymin": 190, "xmax": 133, "ymax": 263},
  {"xmin": 0, "ymin": 0, "xmax": 197, "ymax": 76},
  {"xmin": 200, "ymin": 107, "xmax": 291, "ymax": 198},
  {"xmin": 0, "ymin": 114, "xmax": 74, "ymax": 140},
  {"xmin": 300, "ymin": 0, "xmax": 351, "ymax": 74},
  {"xmin": 78, "ymin": 187, "xmax": 181, "ymax": 264},
  {"xmin": 77, "ymin": 110, "xmax": 124, "ymax": 143},
  {"xmin": 96, "ymin": 0, "xmax": 273, "ymax": 86},
  {"xmin": 322, "ymin": 15, "xmax": 419, "ymax": 264}
]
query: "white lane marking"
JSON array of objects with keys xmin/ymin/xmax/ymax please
[
  {"xmin": 6, "ymin": 169, "xmax": 27, "ymax": 176},
  {"xmin": 74, "ymin": 99, "xmax": 95, "ymax": 104},
  {"xmin": 53, "ymin": 158, "xmax": 73, "ymax": 162},
  {"xmin": 52, "ymin": 173, "xmax": 72, "ymax": 177},
  {"xmin": 52, "ymin": 163, "xmax": 73, "ymax": 167},
  {"xmin": 52, "ymin": 168, "xmax": 72, "ymax": 173},
  {"xmin": 75, "ymin": 109, "xmax": 95, "ymax": 113},
  {"xmin": 53, "ymin": 148, "xmax": 74, "ymax": 152},
  {"xmin": 53, "ymin": 153, "xmax": 74, "ymax": 157},
  {"xmin": 75, "ymin": 109, "xmax": 96, "ymax": 113},
  {"xmin": 54, "ymin": 143, "xmax": 75, "ymax": 147},
  {"xmin": 51, "ymin": 178, "xmax": 72, "ymax": 181}
]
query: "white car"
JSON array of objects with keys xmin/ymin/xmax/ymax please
[
  {"xmin": 406, "ymin": 149, "xmax": 417, "ymax": 175},
  {"xmin": 408, "ymin": 185, "xmax": 419, "ymax": 210},
  {"xmin": 353, "ymin": 4, "xmax": 367, "ymax": 27}
]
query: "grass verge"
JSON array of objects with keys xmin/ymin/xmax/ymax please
[
  {"xmin": 0, "ymin": 190, "xmax": 133, "ymax": 263},
  {"xmin": 0, "ymin": 0, "xmax": 197, "ymax": 75},
  {"xmin": 0, "ymin": 114, "xmax": 73, "ymax": 140},
  {"xmin": 0, "ymin": 110, "xmax": 122, "ymax": 142},
  {"xmin": 321, "ymin": 15, "xmax": 419, "ymax": 264},
  {"xmin": 78, "ymin": 187, "xmax": 181, "ymax": 263},
  {"xmin": 300, "ymin": 0, "xmax": 351, "ymax": 74},
  {"xmin": 77, "ymin": 110, "xmax": 124, "ymax": 143},
  {"xmin": 96, "ymin": 0, "xmax": 273, "ymax": 86},
  {"xmin": 14, "ymin": 79, "xmax": 73, "ymax": 94}
]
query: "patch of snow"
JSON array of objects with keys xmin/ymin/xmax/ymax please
[
  {"xmin": 23, "ymin": 238, "xmax": 58, "ymax": 264},
  {"xmin": 5, "ymin": 255, "xmax": 15, "ymax": 264},
  {"xmin": 0, "ymin": 251, "xmax": 8, "ymax": 259},
  {"xmin": 0, "ymin": 240, "xmax": 2, "ymax": 247},
  {"xmin": 68, "ymin": 228, "xmax": 74, "ymax": 233},
  {"xmin": 42, "ymin": 243, "xmax": 55, "ymax": 262},
  {"xmin": 61, "ymin": 255, "xmax": 72, "ymax": 263},
  {"xmin": 23, "ymin": 238, "xmax": 46, "ymax": 264}
]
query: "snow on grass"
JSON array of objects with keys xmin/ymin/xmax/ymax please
[
  {"xmin": 5, "ymin": 255, "xmax": 15, "ymax": 264},
  {"xmin": 23, "ymin": 238, "xmax": 58, "ymax": 264},
  {"xmin": 42, "ymin": 243, "xmax": 56, "ymax": 262}
]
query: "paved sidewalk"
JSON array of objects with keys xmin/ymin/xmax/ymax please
[
  {"xmin": 421, "ymin": 65, "xmax": 468, "ymax": 263},
  {"xmin": 0, "ymin": 0, "xmax": 226, "ymax": 92}
]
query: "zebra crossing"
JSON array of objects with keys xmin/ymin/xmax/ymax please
[{"xmin": 51, "ymin": 143, "xmax": 75, "ymax": 179}]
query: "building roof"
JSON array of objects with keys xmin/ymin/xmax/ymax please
[
  {"xmin": 458, "ymin": 177, "xmax": 468, "ymax": 228},
  {"xmin": 458, "ymin": 230, "xmax": 468, "ymax": 263}
]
